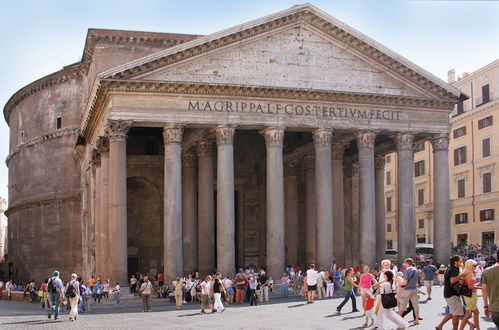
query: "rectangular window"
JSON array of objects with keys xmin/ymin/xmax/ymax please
[
  {"xmin": 478, "ymin": 116, "xmax": 493, "ymax": 129},
  {"xmin": 454, "ymin": 146, "xmax": 467, "ymax": 165},
  {"xmin": 386, "ymin": 240, "xmax": 393, "ymax": 249},
  {"xmin": 418, "ymin": 218, "xmax": 425, "ymax": 229},
  {"xmin": 415, "ymin": 160, "xmax": 425, "ymax": 177},
  {"xmin": 453, "ymin": 126, "xmax": 466, "ymax": 139},
  {"xmin": 455, "ymin": 213, "xmax": 468, "ymax": 224},
  {"xmin": 480, "ymin": 209, "xmax": 495, "ymax": 221},
  {"xmin": 457, "ymin": 179, "xmax": 466, "ymax": 198},
  {"xmin": 456, "ymin": 101, "xmax": 464, "ymax": 115},
  {"xmin": 387, "ymin": 223, "xmax": 392, "ymax": 232},
  {"xmin": 56, "ymin": 116, "xmax": 62, "ymax": 130},
  {"xmin": 414, "ymin": 142, "xmax": 425, "ymax": 153},
  {"xmin": 386, "ymin": 171, "xmax": 391, "ymax": 185},
  {"xmin": 386, "ymin": 196, "xmax": 392, "ymax": 212},
  {"xmin": 417, "ymin": 189, "xmax": 424, "ymax": 206},
  {"xmin": 482, "ymin": 84, "xmax": 490, "ymax": 104},
  {"xmin": 386, "ymin": 155, "xmax": 391, "ymax": 163},
  {"xmin": 457, "ymin": 233, "xmax": 468, "ymax": 246},
  {"xmin": 482, "ymin": 138, "xmax": 491, "ymax": 158},
  {"xmin": 483, "ymin": 172, "xmax": 492, "ymax": 193}
]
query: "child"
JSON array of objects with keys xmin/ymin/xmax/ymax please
[{"xmin": 363, "ymin": 292, "xmax": 375, "ymax": 327}]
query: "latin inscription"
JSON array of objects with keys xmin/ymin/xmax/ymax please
[{"xmin": 187, "ymin": 100, "xmax": 401, "ymax": 120}]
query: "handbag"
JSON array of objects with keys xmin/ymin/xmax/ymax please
[
  {"xmin": 381, "ymin": 284, "xmax": 398, "ymax": 309},
  {"xmin": 452, "ymin": 280, "xmax": 472, "ymax": 297}
]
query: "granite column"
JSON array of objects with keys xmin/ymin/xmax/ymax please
[
  {"xmin": 163, "ymin": 124, "xmax": 184, "ymax": 280},
  {"xmin": 106, "ymin": 119, "xmax": 133, "ymax": 285},
  {"xmin": 214, "ymin": 126, "xmax": 236, "ymax": 277},
  {"xmin": 262, "ymin": 127, "xmax": 285, "ymax": 279}
]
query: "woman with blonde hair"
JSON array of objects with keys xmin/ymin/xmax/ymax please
[{"xmin": 459, "ymin": 259, "xmax": 481, "ymax": 330}]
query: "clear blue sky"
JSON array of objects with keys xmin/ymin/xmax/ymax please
[{"xmin": 0, "ymin": 0, "xmax": 498, "ymax": 203}]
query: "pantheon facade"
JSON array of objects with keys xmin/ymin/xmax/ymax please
[{"xmin": 4, "ymin": 5, "xmax": 466, "ymax": 284}]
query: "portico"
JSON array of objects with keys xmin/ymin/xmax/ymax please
[{"xmin": 77, "ymin": 4, "xmax": 463, "ymax": 284}]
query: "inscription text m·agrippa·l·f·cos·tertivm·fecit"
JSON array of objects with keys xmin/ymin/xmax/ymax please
[{"xmin": 187, "ymin": 100, "xmax": 401, "ymax": 120}]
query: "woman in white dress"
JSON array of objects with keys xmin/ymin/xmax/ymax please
[{"xmin": 370, "ymin": 270, "xmax": 408, "ymax": 330}]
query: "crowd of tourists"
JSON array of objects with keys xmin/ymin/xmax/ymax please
[{"xmin": 1, "ymin": 249, "xmax": 498, "ymax": 328}]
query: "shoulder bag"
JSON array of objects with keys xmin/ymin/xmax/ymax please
[{"xmin": 381, "ymin": 283, "xmax": 398, "ymax": 309}]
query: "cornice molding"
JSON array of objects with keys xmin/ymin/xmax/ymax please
[
  {"xmin": 78, "ymin": 79, "xmax": 455, "ymax": 141},
  {"xmin": 3, "ymin": 31, "xmax": 200, "ymax": 124},
  {"xmin": 104, "ymin": 9, "xmax": 460, "ymax": 103},
  {"xmin": 5, "ymin": 127, "xmax": 78, "ymax": 167}
]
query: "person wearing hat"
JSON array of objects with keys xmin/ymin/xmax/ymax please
[{"xmin": 47, "ymin": 271, "xmax": 64, "ymax": 320}]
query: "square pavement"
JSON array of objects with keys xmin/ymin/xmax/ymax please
[{"xmin": 0, "ymin": 286, "xmax": 496, "ymax": 329}]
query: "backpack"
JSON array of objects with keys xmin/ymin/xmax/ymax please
[
  {"xmin": 65, "ymin": 281, "xmax": 76, "ymax": 298},
  {"xmin": 47, "ymin": 278, "xmax": 57, "ymax": 293}
]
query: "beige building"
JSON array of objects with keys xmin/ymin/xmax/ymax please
[
  {"xmin": 5, "ymin": 5, "xmax": 463, "ymax": 283},
  {"xmin": 0, "ymin": 197, "xmax": 7, "ymax": 262},
  {"xmin": 385, "ymin": 59, "xmax": 499, "ymax": 250}
]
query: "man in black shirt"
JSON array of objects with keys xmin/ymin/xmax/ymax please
[
  {"xmin": 258, "ymin": 270, "xmax": 269, "ymax": 303},
  {"xmin": 436, "ymin": 255, "xmax": 470, "ymax": 330}
]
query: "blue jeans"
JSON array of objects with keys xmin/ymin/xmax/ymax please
[
  {"xmin": 114, "ymin": 292, "xmax": 121, "ymax": 304},
  {"xmin": 49, "ymin": 291, "xmax": 60, "ymax": 318},
  {"xmin": 337, "ymin": 290, "xmax": 357, "ymax": 312}
]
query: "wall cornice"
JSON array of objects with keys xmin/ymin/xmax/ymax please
[
  {"xmin": 3, "ymin": 30, "xmax": 200, "ymax": 124},
  {"xmin": 79, "ymin": 79, "xmax": 455, "ymax": 141},
  {"xmin": 5, "ymin": 127, "xmax": 79, "ymax": 167}
]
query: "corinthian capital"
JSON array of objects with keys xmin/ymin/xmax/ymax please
[
  {"xmin": 163, "ymin": 124, "xmax": 184, "ymax": 144},
  {"xmin": 213, "ymin": 126, "xmax": 236, "ymax": 145},
  {"xmin": 182, "ymin": 151, "xmax": 197, "ymax": 168},
  {"xmin": 431, "ymin": 133, "xmax": 450, "ymax": 151},
  {"xmin": 96, "ymin": 136, "xmax": 109, "ymax": 154},
  {"xmin": 105, "ymin": 119, "xmax": 133, "ymax": 141},
  {"xmin": 196, "ymin": 140, "xmax": 213, "ymax": 157},
  {"xmin": 261, "ymin": 127, "xmax": 285, "ymax": 147},
  {"xmin": 90, "ymin": 148, "xmax": 101, "ymax": 166},
  {"xmin": 375, "ymin": 155, "xmax": 386, "ymax": 170},
  {"xmin": 356, "ymin": 130, "xmax": 377, "ymax": 149},
  {"xmin": 332, "ymin": 142, "xmax": 348, "ymax": 160},
  {"xmin": 394, "ymin": 132, "xmax": 414, "ymax": 152},
  {"xmin": 313, "ymin": 128, "xmax": 333, "ymax": 149}
]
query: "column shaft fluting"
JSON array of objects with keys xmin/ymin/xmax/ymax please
[
  {"xmin": 182, "ymin": 152, "xmax": 197, "ymax": 274},
  {"xmin": 284, "ymin": 162, "xmax": 299, "ymax": 267},
  {"xmin": 197, "ymin": 141, "xmax": 215, "ymax": 277},
  {"xmin": 214, "ymin": 127, "xmax": 236, "ymax": 277},
  {"xmin": 395, "ymin": 133, "xmax": 415, "ymax": 264},
  {"xmin": 432, "ymin": 134, "xmax": 451, "ymax": 266},
  {"xmin": 375, "ymin": 155, "xmax": 386, "ymax": 262},
  {"xmin": 357, "ymin": 131, "xmax": 377, "ymax": 268},
  {"xmin": 262, "ymin": 128, "xmax": 285, "ymax": 279},
  {"xmin": 163, "ymin": 125, "xmax": 184, "ymax": 280},
  {"xmin": 304, "ymin": 155, "xmax": 316, "ymax": 264},
  {"xmin": 314, "ymin": 129, "xmax": 334, "ymax": 271},
  {"xmin": 332, "ymin": 143, "xmax": 346, "ymax": 267},
  {"xmin": 106, "ymin": 120, "xmax": 133, "ymax": 285}
]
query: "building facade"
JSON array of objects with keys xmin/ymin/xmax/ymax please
[
  {"xmin": 0, "ymin": 197, "xmax": 7, "ymax": 262},
  {"xmin": 4, "ymin": 5, "xmax": 463, "ymax": 284},
  {"xmin": 385, "ymin": 59, "xmax": 499, "ymax": 251}
]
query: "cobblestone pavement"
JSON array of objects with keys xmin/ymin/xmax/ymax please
[{"xmin": 0, "ymin": 286, "xmax": 496, "ymax": 329}]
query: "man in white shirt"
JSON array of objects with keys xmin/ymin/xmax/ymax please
[{"xmin": 306, "ymin": 264, "xmax": 318, "ymax": 303}]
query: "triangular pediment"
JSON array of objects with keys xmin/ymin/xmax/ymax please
[
  {"xmin": 100, "ymin": 4, "xmax": 463, "ymax": 101},
  {"xmin": 138, "ymin": 25, "xmax": 424, "ymax": 98}
]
